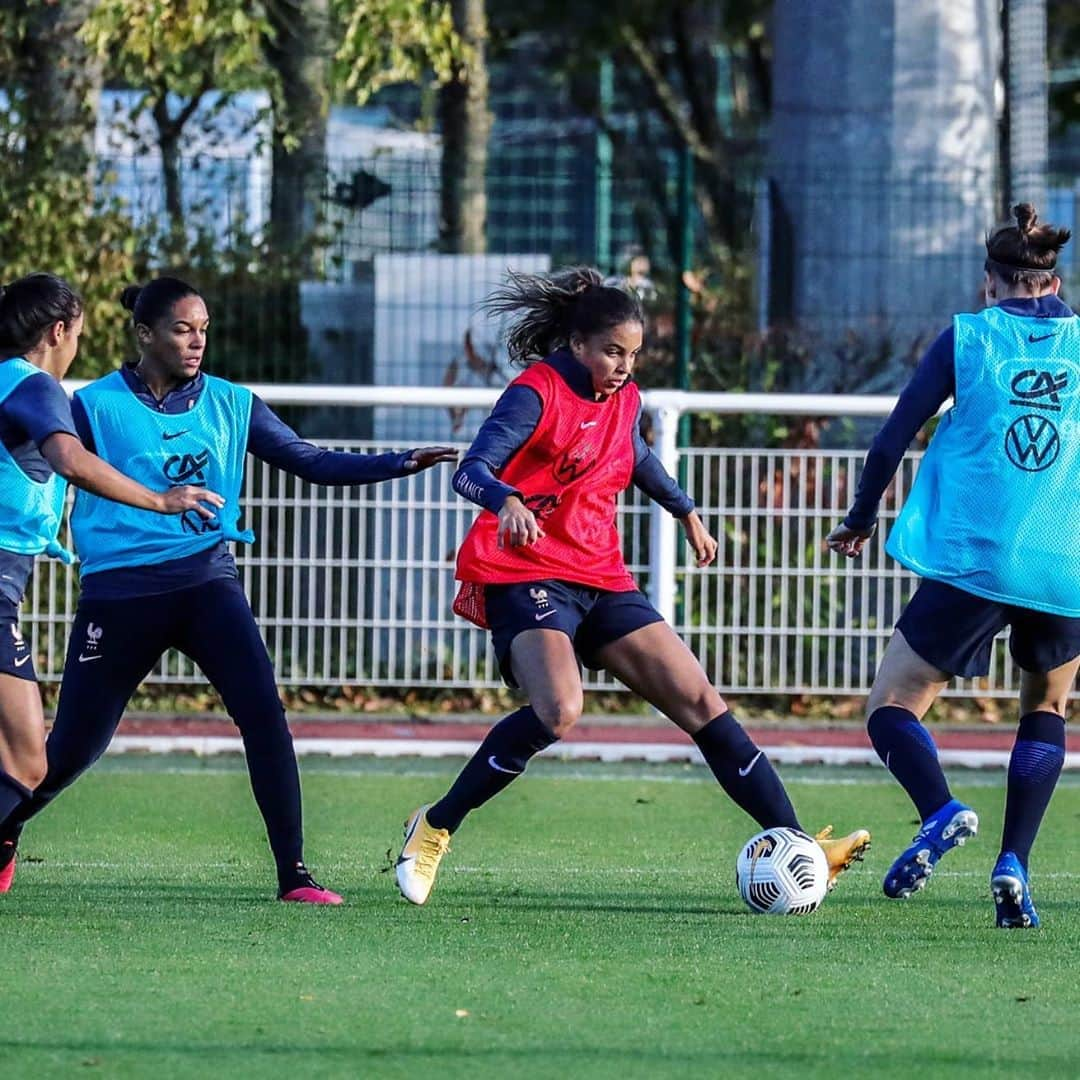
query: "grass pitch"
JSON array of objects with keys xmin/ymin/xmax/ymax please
[{"xmin": 3, "ymin": 756, "xmax": 1079, "ymax": 1079}]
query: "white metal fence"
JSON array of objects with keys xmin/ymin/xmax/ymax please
[{"xmin": 26, "ymin": 385, "xmax": 1021, "ymax": 698}]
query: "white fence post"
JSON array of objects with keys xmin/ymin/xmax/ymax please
[{"xmin": 647, "ymin": 404, "xmax": 681, "ymax": 624}]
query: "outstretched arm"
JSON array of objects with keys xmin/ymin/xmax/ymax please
[
  {"xmin": 451, "ymin": 384, "xmax": 541, "ymax": 512},
  {"xmin": 9, "ymin": 374, "xmax": 221, "ymax": 518},
  {"xmin": 41, "ymin": 434, "xmax": 223, "ymax": 518},
  {"xmin": 247, "ymin": 395, "xmax": 455, "ymax": 483},
  {"xmin": 827, "ymin": 327, "xmax": 955, "ymax": 557}
]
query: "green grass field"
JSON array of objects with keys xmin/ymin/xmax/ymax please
[{"xmin": 3, "ymin": 756, "xmax": 1079, "ymax": 1079}]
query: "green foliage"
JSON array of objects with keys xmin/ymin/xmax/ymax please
[
  {"xmin": 0, "ymin": 180, "xmax": 141, "ymax": 379},
  {"xmin": 80, "ymin": 0, "xmax": 271, "ymax": 96},
  {"xmin": 334, "ymin": 0, "xmax": 466, "ymax": 103},
  {"xmin": 0, "ymin": 5, "xmax": 138, "ymax": 377}
]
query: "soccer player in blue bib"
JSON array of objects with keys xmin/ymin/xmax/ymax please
[
  {"xmin": 0, "ymin": 275, "xmax": 456, "ymax": 904},
  {"xmin": 0, "ymin": 273, "xmax": 221, "ymax": 894},
  {"xmin": 828, "ymin": 204, "xmax": 1079, "ymax": 927}
]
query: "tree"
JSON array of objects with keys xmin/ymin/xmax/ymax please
[
  {"xmin": 335, "ymin": 0, "xmax": 476, "ymax": 249},
  {"xmin": 81, "ymin": 0, "xmax": 271, "ymax": 251},
  {"xmin": 438, "ymin": 0, "xmax": 491, "ymax": 253},
  {"xmin": 20, "ymin": 0, "xmax": 103, "ymax": 181},
  {"xmin": 489, "ymin": 0, "xmax": 772, "ymax": 260},
  {"xmin": 263, "ymin": 0, "xmax": 330, "ymax": 268},
  {"xmin": 0, "ymin": 1, "xmax": 134, "ymax": 378}
]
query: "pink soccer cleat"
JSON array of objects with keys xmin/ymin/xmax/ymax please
[
  {"xmin": 0, "ymin": 841, "xmax": 16, "ymax": 894},
  {"xmin": 280, "ymin": 883, "xmax": 343, "ymax": 905},
  {"xmin": 278, "ymin": 862, "xmax": 343, "ymax": 905}
]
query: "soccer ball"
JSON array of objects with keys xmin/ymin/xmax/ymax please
[{"xmin": 735, "ymin": 827, "xmax": 829, "ymax": 915}]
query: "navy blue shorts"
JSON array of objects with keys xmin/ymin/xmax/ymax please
[
  {"xmin": 484, "ymin": 580, "xmax": 665, "ymax": 687},
  {"xmin": 0, "ymin": 598, "xmax": 36, "ymax": 682},
  {"xmin": 897, "ymin": 579, "xmax": 1080, "ymax": 678}
]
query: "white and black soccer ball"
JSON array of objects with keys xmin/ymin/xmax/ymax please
[{"xmin": 735, "ymin": 827, "xmax": 829, "ymax": 915}]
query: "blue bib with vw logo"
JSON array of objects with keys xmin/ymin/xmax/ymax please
[
  {"xmin": 71, "ymin": 370, "xmax": 255, "ymax": 575},
  {"xmin": 0, "ymin": 357, "xmax": 74, "ymax": 563},
  {"xmin": 886, "ymin": 304, "xmax": 1080, "ymax": 616}
]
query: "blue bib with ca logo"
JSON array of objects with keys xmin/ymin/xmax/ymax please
[
  {"xmin": 886, "ymin": 305, "xmax": 1080, "ymax": 616},
  {"xmin": 71, "ymin": 371, "xmax": 255, "ymax": 575},
  {"xmin": 0, "ymin": 358, "xmax": 74, "ymax": 563}
]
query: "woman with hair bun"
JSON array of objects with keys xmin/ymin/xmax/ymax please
[
  {"xmin": 0, "ymin": 275, "xmax": 456, "ymax": 904},
  {"xmin": 395, "ymin": 266, "xmax": 871, "ymax": 906},
  {"xmin": 828, "ymin": 204, "xmax": 1079, "ymax": 927},
  {"xmin": 0, "ymin": 273, "xmax": 221, "ymax": 893}
]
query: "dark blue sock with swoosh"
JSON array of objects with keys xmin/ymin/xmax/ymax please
[
  {"xmin": 1000, "ymin": 711, "xmax": 1066, "ymax": 870},
  {"xmin": 867, "ymin": 705, "xmax": 952, "ymax": 820},
  {"xmin": 427, "ymin": 706, "xmax": 557, "ymax": 833},
  {"xmin": 693, "ymin": 712, "xmax": 801, "ymax": 830},
  {"xmin": 0, "ymin": 769, "xmax": 32, "ymax": 827}
]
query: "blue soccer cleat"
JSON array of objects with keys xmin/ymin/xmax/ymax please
[
  {"xmin": 883, "ymin": 798, "xmax": 979, "ymax": 899},
  {"xmin": 991, "ymin": 851, "xmax": 1039, "ymax": 929}
]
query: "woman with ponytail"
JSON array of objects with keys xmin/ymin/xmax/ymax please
[
  {"xmin": 395, "ymin": 266, "xmax": 871, "ymax": 906},
  {"xmin": 0, "ymin": 274, "xmax": 221, "ymax": 892},
  {"xmin": 0, "ymin": 275, "xmax": 455, "ymax": 905},
  {"xmin": 828, "ymin": 205, "xmax": 1079, "ymax": 927}
]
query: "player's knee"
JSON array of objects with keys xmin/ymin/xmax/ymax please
[
  {"xmin": 534, "ymin": 697, "xmax": 582, "ymax": 737},
  {"xmin": 8, "ymin": 751, "xmax": 47, "ymax": 791},
  {"xmin": 674, "ymin": 686, "xmax": 726, "ymax": 734}
]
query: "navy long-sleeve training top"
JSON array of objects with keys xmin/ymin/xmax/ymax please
[
  {"xmin": 843, "ymin": 294, "xmax": 1076, "ymax": 531},
  {"xmin": 451, "ymin": 350, "xmax": 695, "ymax": 519}
]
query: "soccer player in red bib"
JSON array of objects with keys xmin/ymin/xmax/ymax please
[{"xmin": 396, "ymin": 267, "xmax": 870, "ymax": 904}]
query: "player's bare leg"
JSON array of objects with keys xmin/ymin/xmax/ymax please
[{"xmin": 595, "ymin": 621, "xmax": 870, "ymax": 889}]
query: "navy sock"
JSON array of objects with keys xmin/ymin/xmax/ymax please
[
  {"xmin": 0, "ymin": 770, "xmax": 32, "ymax": 828},
  {"xmin": 428, "ymin": 706, "xmax": 558, "ymax": 833},
  {"xmin": 867, "ymin": 706, "xmax": 952, "ymax": 820},
  {"xmin": 1001, "ymin": 711, "xmax": 1066, "ymax": 870},
  {"xmin": 692, "ymin": 712, "xmax": 801, "ymax": 830}
]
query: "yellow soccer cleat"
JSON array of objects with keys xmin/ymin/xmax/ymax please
[
  {"xmin": 395, "ymin": 805, "xmax": 451, "ymax": 905},
  {"xmin": 815, "ymin": 825, "xmax": 872, "ymax": 891}
]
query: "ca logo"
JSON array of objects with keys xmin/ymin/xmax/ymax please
[
  {"xmin": 1009, "ymin": 369, "xmax": 1069, "ymax": 412},
  {"xmin": 1004, "ymin": 415, "xmax": 1060, "ymax": 472},
  {"xmin": 164, "ymin": 450, "xmax": 210, "ymax": 484}
]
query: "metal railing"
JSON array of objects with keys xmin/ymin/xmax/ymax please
[{"xmin": 29, "ymin": 385, "xmax": 1019, "ymax": 698}]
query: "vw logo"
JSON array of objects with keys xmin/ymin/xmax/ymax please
[{"xmin": 1004, "ymin": 414, "xmax": 1061, "ymax": 472}]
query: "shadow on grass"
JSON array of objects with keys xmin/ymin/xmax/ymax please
[{"xmin": 3, "ymin": 1035, "xmax": 1078, "ymax": 1074}]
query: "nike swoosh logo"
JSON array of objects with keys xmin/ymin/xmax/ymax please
[
  {"xmin": 13, "ymin": 654, "xmax": 30, "ymax": 667},
  {"xmin": 580, "ymin": 421, "xmax": 598, "ymax": 429},
  {"xmin": 395, "ymin": 812, "xmax": 422, "ymax": 867},
  {"xmin": 738, "ymin": 751, "xmax": 762, "ymax": 777},
  {"xmin": 1028, "ymin": 332, "xmax": 1057, "ymax": 343},
  {"xmin": 487, "ymin": 755, "xmax": 523, "ymax": 775},
  {"xmin": 77, "ymin": 653, "xmax": 103, "ymax": 663},
  {"xmin": 534, "ymin": 609, "xmax": 557, "ymax": 621},
  {"xmin": 162, "ymin": 430, "xmax": 189, "ymax": 440}
]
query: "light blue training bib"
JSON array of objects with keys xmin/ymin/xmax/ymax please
[
  {"xmin": 886, "ymin": 304, "xmax": 1080, "ymax": 616},
  {"xmin": 0, "ymin": 357, "xmax": 73, "ymax": 563},
  {"xmin": 72, "ymin": 370, "xmax": 255, "ymax": 575}
]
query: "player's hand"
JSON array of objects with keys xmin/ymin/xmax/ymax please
[
  {"xmin": 681, "ymin": 511, "xmax": 718, "ymax": 567},
  {"xmin": 826, "ymin": 522, "xmax": 876, "ymax": 558},
  {"xmin": 405, "ymin": 446, "xmax": 458, "ymax": 471},
  {"xmin": 497, "ymin": 495, "xmax": 544, "ymax": 549},
  {"xmin": 156, "ymin": 486, "xmax": 225, "ymax": 520}
]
